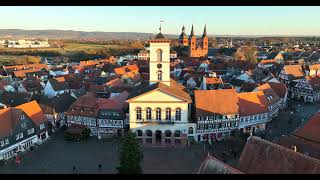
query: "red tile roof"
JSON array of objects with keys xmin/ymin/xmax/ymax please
[
  {"xmin": 238, "ymin": 136, "xmax": 320, "ymax": 174},
  {"xmin": 283, "ymin": 65, "xmax": 305, "ymax": 79},
  {"xmin": 294, "ymin": 112, "xmax": 320, "ymax": 143},
  {"xmin": 267, "ymin": 82, "xmax": 287, "ymax": 98},
  {"xmin": 237, "ymin": 91, "xmax": 269, "ymax": 116},
  {"xmin": 195, "ymin": 89, "xmax": 239, "ymax": 116},
  {"xmin": 114, "ymin": 64, "xmax": 139, "ymax": 76},
  {"xmin": 16, "ymin": 100, "xmax": 47, "ymax": 127},
  {"xmin": 198, "ymin": 154, "xmax": 243, "ymax": 174},
  {"xmin": 256, "ymin": 83, "xmax": 281, "ymax": 105},
  {"xmin": 305, "ymin": 75, "xmax": 320, "ymax": 91},
  {"xmin": 0, "ymin": 108, "xmax": 22, "ymax": 138},
  {"xmin": 205, "ymin": 77, "xmax": 222, "ymax": 85},
  {"xmin": 259, "ymin": 59, "xmax": 277, "ymax": 65}
]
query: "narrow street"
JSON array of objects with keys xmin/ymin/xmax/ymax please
[{"xmin": 265, "ymin": 100, "xmax": 320, "ymax": 142}]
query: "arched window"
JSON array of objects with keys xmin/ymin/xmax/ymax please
[
  {"xmin": 157, "ymin": 70, "xmax": 162, "ymax": 81},
  {"xmin": 165, "ymin": 108, "xmax": 171, "ymax": 120},
  {"xmin": 136, "ymin": 107, "xmax": 142, "ymax": 120},
  {"xmin": 165, "ymin": 130, "xmax": 172, "ymax": 137},
  {"xmin": 156, "ymin": 108, "xmax": 161, "ymax": 120},
  {"xmin": 146, "ymin": 107, "xmax": 152, "ymax": 120},
  {"xmin": 175, "ymin": 108, "xmax": 181, "ymax": 121},
  {"xmin": 136, "ymin": 130, "xmax": 143, "ymax": 137},
  {"xmin": 189, "ymin": 127, "xmax": 194, "ymax": 134},
  {"xmin": 146, "ymin": 130, "xmax": 152, "ymax": 137},
  {"xmin": 174, "ymin": 130, "xmax": 181, "ymax": 138},
  {"xmin": 156, "ymin": 49, "xmax": 162, "ymax": 62}
]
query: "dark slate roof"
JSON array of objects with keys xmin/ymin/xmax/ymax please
[
  {"xmin": 49, "ymin": 78, "xmax": 69, "ymax": 91},
  {"xmin": 229, "ymin": 78, "xmax": 245, "ymax": 87},
  {"xmin": 0, "ymin": 92, "xmax": 30, "ymax": 107},
  {"xmin": 31, "ymin": 93, "xmax": 77, "ymax": 113},
  {"xmin": 72, "ymin": 87, "xmax": 87, "ymax": 99},
  {"xmin": 155, "ymin": 32, "xmax": 166, "ymax": 39},
  {"xmin": 51, "ymin": 93, "xmax": 77, "ymax": 113}
]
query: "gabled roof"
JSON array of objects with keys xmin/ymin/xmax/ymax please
[
  {"xmin": 267, "ymin": 82, "xmax": 287, "ymax": 98},
  {"xmin": 239, "ymin": 82, "xmax": 257, "ymax": 92},
  {"xmin": 114, "ymin": 64, "xmax": 139, "ymax": 76},
  {"xmin": 305, "ymin": 75, "xmax": 320, "ymax": 91},
  {"xmin": 198, "ymin": 154, "xmax": 243, "ymax": 174},
  {"xmin": 48, "ymin": 77, "xmax": 69, "ymax": 91},
  {"xmin": 256, "ymin": 83, "xmax": 281, "ymax": 105},
  {"xmin": 0, "ymin": 92, "xmax": 30, "ymax": 107},
  {"xmin": 283, "ymin": 65, "xmax": 305, "ymax": 80},
  {"xmin": 205, "ymin": 77, "xmax": 222, "ymax": 85},
  {"xmin": 22, "ymin": 78, "xmax": 43, "ymax": 92},
  {"xmin": 16, "ymin": 100, "xmax": 47, "ymax": 127},
  {"xmin": 229, "ymin": 78, "xmax": 244, "ymax": 87},
  {"xmin": 0, "ymin": 108, "xmax": 23, "ymax": 138},
  {"xmin": 294, "ymin": 112, "xmax": 320, "ymax": 144},
  {"xmin": 127, "ymin": 79, "xmax": 191, "ymax": 102},
  {"xmin": 238, "ymin": 136, "xmax": 320, "ymax": 174},
  {"xmin": 237, "ymin": 91, "xmax": 269, "ymax": 116},
  {"xmin": 195, "ymin": 89, "xmax": 239, "ymax": 116}
]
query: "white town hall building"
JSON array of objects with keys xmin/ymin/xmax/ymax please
[{"xmin": 126, "ymin": 30, "xmax": 196, "ymax": 146}]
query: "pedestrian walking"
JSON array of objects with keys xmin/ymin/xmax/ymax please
[
  {"xmin": 73, "ymin": 165, "xmax": 76, "ymax": 172},
  {"xmin": 98, "ymin": 164, "xmax": 102, "ymax": 170}
]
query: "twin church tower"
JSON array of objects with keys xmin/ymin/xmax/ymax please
[{"xmin": 179, "ymin": 25, "xmax": 208, "ymax": 58}]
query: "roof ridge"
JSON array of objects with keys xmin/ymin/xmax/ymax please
[{"xmin": 250, "ymin": 136, "xmax": 320, "ymax": 163}]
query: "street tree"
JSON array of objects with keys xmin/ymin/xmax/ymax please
[{"xmin": 117, "ymin": 131, "xmax": 142, "ymax": 174}]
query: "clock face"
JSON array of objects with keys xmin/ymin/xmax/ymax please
[{"xmin": 157, "ymin": 64, "xmax": 162, "ymax": 69}]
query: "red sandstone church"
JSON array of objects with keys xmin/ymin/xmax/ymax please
[{"xmin": 179, "ymin": 25, "xmax": 208, "ymax": 58}]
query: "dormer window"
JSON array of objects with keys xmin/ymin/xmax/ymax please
[{"xmin": 20, "ymin": 115, "xmax": 25, "ymax": 120}]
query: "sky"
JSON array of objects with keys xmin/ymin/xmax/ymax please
[{"xmin": 1, "ymin": 6, "xmax": 320, "ymax": 36}]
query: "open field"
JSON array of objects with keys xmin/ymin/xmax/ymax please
[
  {"xmin": 0, "ymin": 42, "xmax": 134, "ymax": 65},
  {"xmin": 0, "ymin": 55, "xmax": 20, "ymax": 66},
  {"xmin": 0, "ymin": 43, "xmax": 123, "ymax": 54}
]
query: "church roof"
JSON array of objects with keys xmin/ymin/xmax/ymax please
[{"xmin": 127, "ymin": 79, "xmax": 192, "ymax": 102}]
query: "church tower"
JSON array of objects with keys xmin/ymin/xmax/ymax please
[
  {"xmin": 188, "ymin": 24, "xmax": 197, "ymax": 57},
  {"xmin": 201, "ymin": 24, "xmax": 209, "ymax": 56},
  {"xmin": 179, "ymin": 25, "xmax": 188, "ymax": 47},
  {"xmin": 149, "ymin": 25, "xmax": 171, "ymax": 86}
]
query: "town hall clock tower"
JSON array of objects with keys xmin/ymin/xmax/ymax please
[{"xmin": 149, "ymin": 26, "xmax": 171, "ymax": 86}]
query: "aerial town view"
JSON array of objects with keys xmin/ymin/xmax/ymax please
[{"xmin": 1, "ymin": 6, "xmax": 320, "ymax": 174}]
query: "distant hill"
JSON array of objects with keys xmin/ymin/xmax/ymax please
[
  {"xmin": 0, "ymin": 29, "xmax": 179, "ymax": 40},
  {"xmin": 0, "ymin": 29, "xmax": 315, "ymax": 40}
]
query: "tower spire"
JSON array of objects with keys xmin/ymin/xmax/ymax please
[
  {"xmin": 190, "ymin": 24, "xmax": 194, "ymax": 36},
  {"xmin": 182, "ymin": 25, "xmax": 185, "ymax": 33},
  {"xmin": 202, "ymin": 24, "xmax": 207, "ymax": 38}
]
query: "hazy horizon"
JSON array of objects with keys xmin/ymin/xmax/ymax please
[{"xmin": 1, "ymin": 6, "xmax": 320, "ymax": 36}]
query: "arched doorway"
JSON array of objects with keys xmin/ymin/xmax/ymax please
[
  {"xmin": 145, "ymin": 130, "xmax": 152, "ymax": 144},
  {"xmin": 155, "ymin": 130, "xmax": 162, "ymax": 144},
  {"xmin": 164, "ymin": 130, "xmax": 172, "ymax": 145},
  {"xmin": 174, "ymin": 130, "xmax": 181, "ymax": 145}
]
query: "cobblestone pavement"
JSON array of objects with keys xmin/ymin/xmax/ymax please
[
  {"xmin": 265, "ymin": 100, "xmax": 320, "ymax": 142},
  {"xmin": 0, "ymin": 131, "xmax": 119, "ymax": 174},
  {"xmin": 141, "ymin": 144, "xmax": 205, "ymax": 174},
  {"xmin": 0, "ymin": 130, "xmax": 205, "ymax": 174}
]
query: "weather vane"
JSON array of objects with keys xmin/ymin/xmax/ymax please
[{"xmin": 159, "ymin": 20, "xmax": 164, "ymax": 33}]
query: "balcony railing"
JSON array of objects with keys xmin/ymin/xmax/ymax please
[{"xmin": 135, "ymin": 118, "xmax": 175, "ymax": 124}]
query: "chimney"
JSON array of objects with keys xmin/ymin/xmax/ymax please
[{"xmin": 293, "ymin": 145, "xmax": 297, "ymax": 152}]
